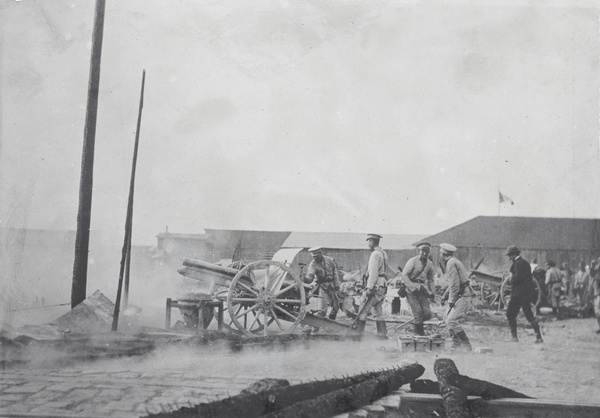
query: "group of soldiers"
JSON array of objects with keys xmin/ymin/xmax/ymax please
[
  {"xmin": 302, "ymin": 234, "xmax": 476, "ymax": 350},
  {"xmin": 302, "ymin": 234, "xmax": 600, "ymax": 346}
]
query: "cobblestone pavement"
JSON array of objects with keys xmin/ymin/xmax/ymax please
[
  {"xmin": 0, "ymin": 367, "xmax": 302, "ymax": 417},
  {"xmin": 0, "ymin": 334, "xmax": 401, "ymax": 417}
]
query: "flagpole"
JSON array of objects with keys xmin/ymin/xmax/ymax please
[{"xmin": 497, "ymin": 180, "xmax": 500, "ymax": 216}]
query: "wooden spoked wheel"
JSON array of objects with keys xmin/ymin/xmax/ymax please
[
  {"xmin": 226, "ymin": 260, "xmax": 306, "ymax": 337},
  {"xmin": 500, "ymin": 274, "xmax": 542, "ymax": 312},
  {"xmin": 479, "ymin": 282, "xmax": 503, "ymax": 310}
]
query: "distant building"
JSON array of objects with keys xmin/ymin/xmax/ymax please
[
  {"xmin": 281, "ymin": 231, "xmax": 427, "ymax": 274},
  {"xmin": 153, "ymin": 228, "xmax": 427, "ymax": 275},
  {"xmin": 154, "ymin": 229, "xmax": 291, "ymax": 268},
  {"xmin": 419, "ymin": 216, "xmax": 600, "ymax": 273},
  {"xmin": 0, "ymin": 228, "xmax": 154, "ymax": 310}
]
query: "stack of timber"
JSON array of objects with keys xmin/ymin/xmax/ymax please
[
  {"xmin": 399, "ymin": 358, "xmax": 600, "ymax": 418},
  {"xmin": 144, "ymin": 363, "xmax": 425, "ymax": 418}
]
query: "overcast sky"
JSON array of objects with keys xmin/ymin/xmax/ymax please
[{"xmin": 1, "ymin": 0, "xmax": 599, "ymax": 246}]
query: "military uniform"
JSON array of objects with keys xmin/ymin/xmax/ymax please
[
  {"xmin": 306, "ymin": 252, "xmax": 341, "ymax": 320},
  {"xmin": 439, "ymin": 243, "xmax": 473, "ymax": 350},
  {"xmin": 545, "ymin": 264, "xmax": 563, "ymax": 316},
  {"xmin": 401, "ymin": 242, "xmax": 435, "ymax": 335},
  {"xmin": 441, "ymin": 247, "xmax": 473, "ymax": 337},
  {"xmin": 355, "ymin": 234, "xmax": 389, "ymax": 338}
]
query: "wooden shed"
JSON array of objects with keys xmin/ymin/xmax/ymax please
[{"xmin": 419, "ymin": 216, "xmax": 600, "ymax": 273}]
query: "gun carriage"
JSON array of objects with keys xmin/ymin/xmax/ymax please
[
  {"xmin": 167, "ymin": 250, "xmax": 357, "ymax": 337},
  {"xmin": 469, "ymin": 269, "xmax": 542, "ymax": 311}
]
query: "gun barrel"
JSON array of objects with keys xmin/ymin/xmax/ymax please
[{"xmin": 182, "ymin": 258, "xmax": 239, "ymax": 277}]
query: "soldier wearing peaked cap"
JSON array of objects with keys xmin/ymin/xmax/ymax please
[
  {"xmin": 355, "ymin": 234, "xmax": 389, "ymax": 339},
  {"xmin": 401, "ymin": 242, "xmax": 435, "ymax": 336},
  {"xmin": 504, "ymin": 245, "xmax": 543, "ymax": 343},
  {"xmin": 305, "ymin": 246, "xmax": 341, "ymax": 331},
  {"xmin": 439, "ymin": 243, "xmax": 474, "ymax": 351}
]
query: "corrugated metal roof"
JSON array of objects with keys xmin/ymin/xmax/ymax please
[
  {"xmin": 420, "ymin": 216, "xmax": 600, "ymax": 251},
  {"xmin": 281, "ymin": 231, "xmax": 428, "ymax": 250},
  {"xmin": 156, "ymin": 233, "xmax": 208, "ymax": 240}
]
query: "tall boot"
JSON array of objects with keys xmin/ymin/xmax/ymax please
[
  {"xmin": 447, "ymin": 330, "xmax": 461, "ymax": 349},
  {"xmin": 455, "ymin": 330, "xmax": 472, "ymax": 351},
  {"xmin": 328, "ymin": 311, "xmax": 337, "ymax": 321},
  {"xmin": 355, "ymin": 320, "xmax": 366, "ymax": 336},
  {"xmin": 413, "ymin": 323, "xmax": 425, "ymax": 336},
  {"xmin": 376, "ymin": 321, "xmax": 388, "ymax": 339},
  {"xmin": 531, "ymin": 320, "xmax": 543, "ymax": 343},
  {"xmin": 507, "ymin": 323, "xmax": 519, "ymax": 342}
]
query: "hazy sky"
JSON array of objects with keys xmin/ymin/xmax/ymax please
[{"xmin": 1, "ymin": 0, "xmax": 599, "ymax": 246}]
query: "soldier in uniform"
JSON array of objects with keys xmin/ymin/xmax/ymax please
[
  {"xmin": 505, "ymin": 245, "xmax": 543, "ymax": 343},
  {"xmin": 401, "ymin": 242, "xmax": 436, "ymax": 336},
  {"xmin": 305, "ymin": 247, "xmax": 341, "ymax": 332},
  {"xmin": 592, "ymin": 257, "xmax": 600, "ymax": 334},
  {"xmin": 355, "ymin": 234, "xmax": 389, "ymax": 338},
  {"xmin": 544, "ymin": 260, "xmax": 563, "ymax": 319},
  {"xmin": 439, "ymin": 243, "xmax": 473, "ymax": 351}
]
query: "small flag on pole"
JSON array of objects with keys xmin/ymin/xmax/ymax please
[{"xmin": 499, "ymin": 191, "xmax": 514, "ymax": 205}]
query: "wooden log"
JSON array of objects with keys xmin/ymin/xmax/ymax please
[
  {"xmin": 455, "ymin": 374, "xmax": 532, "ymax": 400},
  {"xmin": 261, "ymin": 362, "xmax": 424, "ymax": 418},
  {"xmin": 433, "ymin": 358, "xmax": 473, "ymax": 418},
  {"xmin": 145, "ymin": 363, "xmax": 425, "ymax": 418},
  {"xmin": 411, "ymin": 377, "xmax": 532, "ymax": 400},
  {"xmin": 261, "ymin": 376, "xmax": 381, "ymax": 418}
]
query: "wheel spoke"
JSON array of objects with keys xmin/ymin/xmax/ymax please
[
  {"xmin": 269, "ymin": 307, "xmax": 284, "ymax": 331},
  {"xmin": 228, "ymin": 304, "xmax": 242, "ymax": 326},
  {"xmin": 248, "ymin": 269, "xmax": 261, "ymax": 288},
  {"xmin": 237, "ymin": 280, "xmax": 259, "ymax": 296},
  {"xmin": 234, "ymin": 303, "xmax": 259, "ymax": 320},
  {"xmin": 275, "ymin": 282, "xmax": 296, "ymax": 297},
  {"xmin": 273, "ymin": 298, "xmax": 302, "ymax": 304},
  {"xmin": 268, "ymin": 268, "xmax": 287, "ymax": 292},
  {"xmin": 248, "ymin": 310, "xmax": 261, "ymax": 330},
  {"xmin": 263, "ymin": 310, "xmax": 268, "ymax": 336},
  {"xmin": 274, "ymin": 304, "xmax": 298, "ymax": 321},
  {"xmin": 231, "ymin": 297, "xmax": 258, "ymax": 303}
]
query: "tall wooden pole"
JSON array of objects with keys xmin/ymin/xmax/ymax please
[
  {"xmin": 112, "ymin": 70, "xmax": 145, "ymax": 331},
  {"xmin": 71, "ymin": 0, "xmax": 106, "ymax": 309}
]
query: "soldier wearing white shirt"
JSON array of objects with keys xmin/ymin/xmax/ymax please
[
  {"xmin": 355, "ymin": 234, "xmax": 389, "ymax": 338},
  {"xmin": 401, "ymin": 242, "xmax": 435, "ymax": 336},
  {"xmin": 440, "ymin": 243, "xmax": 473, "ymax": 351}
]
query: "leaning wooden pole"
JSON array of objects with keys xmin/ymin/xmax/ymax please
[
  {"xmin": 112, "ymin": 70, "xmax": 145, "ymax": 331},
  {"xmin": 71, "ymin": 0, "xmax": 106, "ymax": 309}
]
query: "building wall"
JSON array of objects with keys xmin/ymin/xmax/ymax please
[{"xmin": 436, "ymin": 246, "xmax": 595, "ymax": 276}]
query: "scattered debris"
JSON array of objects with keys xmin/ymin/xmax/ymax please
[{"xmin": 52, "ymin": 290, "xmax": 115, "ymax": 333}]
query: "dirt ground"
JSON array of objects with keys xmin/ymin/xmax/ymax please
[
  {"xmin": 44, "ymin": 308, "xmax": 600, "ymax": 406},
  {"xmin": 3, "ymin": 301, "xmax": 600, "ymax": 409}
]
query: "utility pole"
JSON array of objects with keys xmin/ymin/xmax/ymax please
[
  {"xmin": 112, "ymin": 70, "xmax": 146, "ymax": 331},
  {"xmin": 71, "ymin": 0, "xmax": 106, "ymax": 308}
]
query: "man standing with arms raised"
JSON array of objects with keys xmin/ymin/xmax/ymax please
[
  {"xmin": 505, "ymin": 245, "xmax": 543, "ymax": 343},
  {"xmin": 355, "ymin": 234, "xmax": 389, "ymax": 339},
  {"xmin": 401, "ymin": 242, "xmax": 436, "ymax": 336}
]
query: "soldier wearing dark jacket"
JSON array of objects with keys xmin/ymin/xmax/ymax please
[{"xmin": 505, "ymin": 246, "xmax": 543, "ymax": 343}]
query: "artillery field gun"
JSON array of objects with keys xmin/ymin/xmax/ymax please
[{"xmin": 167, "ymin": 250, "xmax": 357, "ymax": 337}]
